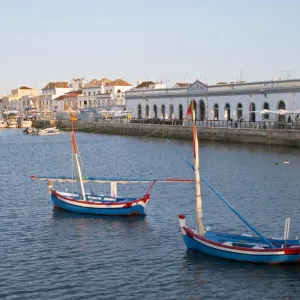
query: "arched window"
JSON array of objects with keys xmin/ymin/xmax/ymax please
[
  {"xmin": 278, "ymin": 100, "xmax": 286, "ymax": 110},
  {"xmin": 169, "ymin": 104, "xmax": 174, "ymax": 119},
  {"xmin": 213, "ymin": 103, "xmax": 219, "ymax": 120},
  {"xmin": 146, "ymin": 104, "xmax": 150, "ymax": 118},
  {"xmin": 224, "ymin": 103, "xmax": 231, "ymax": 121},
  {"xmin": 179, "ymin": 104, "xmax": 183, "ymax": 120},
  {"xmin": 237, "ymin": 103, "xmax": 243, "ymax": 120},
  {"xmin": 263, "ymin": 102, "xmax": 269, "ymax": 120},
  {"xmin": 199, "ymin": 99, "xmax": 205, "ymax": 120},
  {"xmin": 153, "ymin": 104, "xmax": 157, "ymax": 118},
  {"xmin": 278, "ymin": 100, "xmax": 286, "ymax": 122},
  {"xmin": 249, "ymin": 102, "xmax": 256, "ymax": 122},
  {"xmin": 138, "ymin": 104, "xmax": 142, "ymax": 119},
  {"xmin": 161, "ymin": 104, "xmax": 166, "ymax": 119}
]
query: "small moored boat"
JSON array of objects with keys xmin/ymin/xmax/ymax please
[
  {"xmin": 31, "ymin": 113, "xmax": 194, "ymax": 216},
  {"xmin": 19, "ymin": 119, "xmax": 33, "ymax": 128},
  {"xmin": 175, "ymin": 102, "xmax": 300, "ymax": 264},
  {"xmin": 35, "ymin": 127, "xmax": 60, "ymax": 135},
  {"xmin": 6, "ymin": 118, "xmax": 18, "ymax": 128},
  {"xmin": 0, "ymin": 118, "xmax": 7, "ymax": 128}
]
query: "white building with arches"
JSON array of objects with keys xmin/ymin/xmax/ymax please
[{"xmin": 125, "ymin": 78, "xmax": 300, "ymax": 122}]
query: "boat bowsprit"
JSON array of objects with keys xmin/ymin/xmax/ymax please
[{"xmin": 31, "ymin": 176, "xmax": 194, "ymax": 216}]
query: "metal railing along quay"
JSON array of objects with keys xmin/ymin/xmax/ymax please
[
  {"xmin": 98, "ymin": 118, "xmax": 300, "ymax": 130},
  {"xmin": 54, "ymin": 116, "xmax": 300, "ymax": 131}
]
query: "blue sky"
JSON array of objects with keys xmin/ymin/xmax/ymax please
[{"xmin": 0, "ymin": 0, "xmax": 299, "ymax": 93}]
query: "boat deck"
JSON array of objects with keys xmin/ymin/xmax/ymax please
[{"xmin": 59, "ymin": 191, "xmax": 139, "ymax": 203}]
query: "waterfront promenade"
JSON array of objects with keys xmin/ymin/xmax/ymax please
[{"xmin": 34, "ymin": 119, "xmax": 300, "ymax": 147}]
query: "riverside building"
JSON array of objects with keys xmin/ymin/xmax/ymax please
[{"xmin": 125, "ymin": 78, "xmax": 300, "ymax": 122}]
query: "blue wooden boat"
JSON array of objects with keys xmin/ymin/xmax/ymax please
[
  {"xmin": 50, "ymin": 188, "xmax": 150, "ymax": 216},
  {"xmin": 173, "ymin": 103, "xmax": 300, "ymax": 264},
  {"xmin": 30, "ymin": 174, "xmax": 193, "ymax": 216},
  {"xmin": 31, "ymin": 115, "xmax": 194, "ymax": 216}
]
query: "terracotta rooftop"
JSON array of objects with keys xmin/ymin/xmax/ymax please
[
  {"xmin": 53, "ymin": 90, "xmax": 82, "ymax": 101},
  {"xmin": 64, "ymin": 90, "xmax": 82, "ymax": 97},
  {"xmin": 84, "ymin": 78, "xmax": 112, "ymax": 88},
  {"xmin": 42, "ymin": 82, "xmax": 70, "ymax": 89},
  {"xmin": 107, "ymin": 78, "xmax": 132, "ymax": 86},
  {"xmin": 175, "ymin": 82, "xmax": 192, "ymax": 87},
  {"xmin": 135, "ymin": 81, "xmax": 156, "ymax": 88},
  {"xmin": 19, "ymin": 86, "xmax": 32, "ymax": 89}
]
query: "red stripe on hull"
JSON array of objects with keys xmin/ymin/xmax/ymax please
[
  {"xmin": 51, "ymin": 189, "xmax": 150, "ymax": 206},
  {"xmin": 184, "ymin": 227, "xmax": 300, "ymax": 254}
]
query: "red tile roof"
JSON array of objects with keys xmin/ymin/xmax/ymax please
[
  {"xmin": 84, "ymin": 78, "xmax": 112, "ymax": 88},
  {"xmin": 175, "ymin": 83, "xmax": 192, "ymax": 87},
  {"xmin": 53, "ymin": 90, "xmax": 82, "ymax": 101},
  {"xmin": 135, "ymin": 81, "xmax": 156, "ymax": 88},
  {"xmin": 107, "ymin": 78, "xmax": 132, "ymax": 86},
  {"xmin": 42, "ymin": 82, "xmax": 70, "ymax": 89},
  {"xmin": 64, "ymin": 90, "xmax": 82, "ymax": 97}
]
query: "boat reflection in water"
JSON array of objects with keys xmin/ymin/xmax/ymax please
[{"xmin": 52, "ymin": 207, "xmax": 147, "ymax": 222}]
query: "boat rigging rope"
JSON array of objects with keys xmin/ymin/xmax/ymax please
[
  {"xmin": 140, "ymin": 127, "xmax": 162, "ymax": 138},
  {"xmin": 166, "ymin": 138, "xmax": 274, "ymax": 248}
]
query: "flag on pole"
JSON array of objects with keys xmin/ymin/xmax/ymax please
[
  {"xmin": 186, "ymin": 101, "xmax": 193, "ymax": 116},
  {"xmin": 70, "ymin": 113, "xmax": 78, "ymax": 123}
]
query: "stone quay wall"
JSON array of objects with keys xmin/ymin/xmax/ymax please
[{"xmin": 33, "ymin": 120, "xmax": 300, "ymax": 147}]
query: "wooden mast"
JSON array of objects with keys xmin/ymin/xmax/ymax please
[
  {"xmin": 70, "ymin": 112, "xmax": 86, "ymax": 201},
  {"xmin": 192, "ymin": 102, "xmax": 205, "ymax": 236}
]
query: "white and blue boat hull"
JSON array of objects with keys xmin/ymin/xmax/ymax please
[
  {"xmin": 179, "ymin": 215, "xmax": 300, "ymax": 264},
  {"xmin": 51, "ymin": 189, "xmax": 150, "ymax": 216}
]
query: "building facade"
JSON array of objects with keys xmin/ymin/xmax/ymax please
[
  {"xmin": 78, "ymin": 78, "xmax": 133, "ymax": 110},
  {"xmin": 125, "ymin": 78, "xmax": 300, "ymax": 122},
  {"xmin": 53, "ymin": 90, "xmax": 82, "ymax": 112},
  {"xmin": 79, "ymin": 78, "xmax": 112, "ymax": 108},
  {"xmin": 2, "ymin": 86, "xmax": 39, "ymax": 111},
  {"xmin": 39, "ymin": 82, "xmax": 73, "ymax": 111}
]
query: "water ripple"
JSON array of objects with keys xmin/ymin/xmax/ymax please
[{"xmin": 1, "ymin": 129, "xmax": 300, "ymax": 299}]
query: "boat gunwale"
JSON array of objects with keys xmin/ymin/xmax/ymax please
[
  {"xmin": 52, "ymin": 189, "xmax": 150, "ymax": 206},
  {"xmin": 183, "ymin": 225, "xmax": 300, "ymax": 255}
]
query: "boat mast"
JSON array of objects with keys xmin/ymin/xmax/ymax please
[
  {"xmin": 192, "ymin": 102, "xmax": 205, "ymax": 236},
  {"xmin": 70, "ymin": 114, "xmax": 86, "ymax": 201},
  {"xmin": 71, "ymin": 130, "xmax": 86, "ymax": 201}
]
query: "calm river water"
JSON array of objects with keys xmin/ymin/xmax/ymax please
[{"xmin": 1, "ymin": 129, "xmax": 300, "ymax": 299}]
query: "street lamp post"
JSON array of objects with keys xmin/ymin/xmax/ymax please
[
  {"xmin": 293, "ymin": 93, "xmax": 295, "ymax": 121},
  {"xmin": 205, "ymin": 97, "xmax": 208, "ymax": 120}
]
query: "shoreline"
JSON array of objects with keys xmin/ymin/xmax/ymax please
[{"xmin": 34, "ymin": 120, "xmax": 300, "ymax": 148}]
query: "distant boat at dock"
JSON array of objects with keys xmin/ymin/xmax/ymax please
[{"xmin": 0, "ymin": 118, "xmax": 7, "ymax": 128}]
